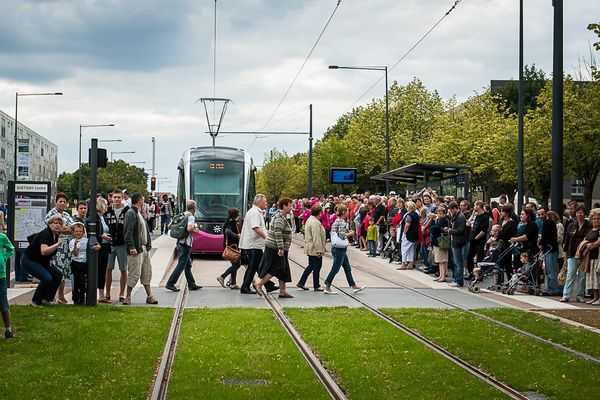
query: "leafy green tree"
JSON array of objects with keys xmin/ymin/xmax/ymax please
[
  {"xmin": 57, "ymin": 161, "xmax": 149, "ymax": 201},
  {"xmin": 495, "ymin": 64, "xmax": 548, "ymax": 114},
  {"xmin": 256, "ymin": 149, "xmax": 295, "ymax": 202},
  {"xmin": 424, "ymin": 92, "xmax": 518, "ymax": 201}
]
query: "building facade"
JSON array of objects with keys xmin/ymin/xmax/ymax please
[{"xmin": 0, "ymin": 109, "xmax": 58, "ymax": 203}]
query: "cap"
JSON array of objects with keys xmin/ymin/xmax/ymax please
[
  {"xmin": 389, "ymin": 191, "xmax": 396, "ymax": 195},
  {"xmin": 123, "ymin": 189, "xmax": 129, "ymax": 195}
]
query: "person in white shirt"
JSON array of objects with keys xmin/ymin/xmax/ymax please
[{"xmin": 239, "ymin": 194, "xmax": 277, "ymax": 294}]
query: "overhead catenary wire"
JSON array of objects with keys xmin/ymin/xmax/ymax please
[
  {"xmin": 330, "ymin": 0, "xmax": 462, "ymax": 126},
  {"xmin": 249, "ymin": 0, "xmax": 342, "ymax": 151}
]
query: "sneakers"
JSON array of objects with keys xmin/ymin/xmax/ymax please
[
  {"xmin": 188, "ymin": 285, "xmax": 202, "ymax": 291},
  {"xmin": 448, "ymin": 282, "xmax": 463, "ymax": 287},
  {"xmin": 229, "ymin": 284, "xmax": 240, "ymax": 290},
  {"xmin": 217, "ymin": 276, "xmax": 226, "ymax": 288},
  {"xmin": 30, "ymin": 301, "xmax": 42, "ymax": 308},
  {"xmin": 353, "ymin": 286, "xmax": 366, "ymax": 294},
  {"xmin": 122, "ymin": 296, "xmax": 131, "ymax": 305},
  {"xmin": 4, "ymin": 330, "xmax": 15, "ymax": 340},
  {"xmin": 146, "ymin": 296, "xmax": 159, "ymax": 305},
  {"xmin": 323, "ymin": 288, "xmax": 338, "ymax": 295},
  {"xmin": 559, "ymin": 297, "xmax": 570, "ymax": 303},
  {"xmin": 165, "ymin": 284, "xmax": 180, "ymax": 292}
]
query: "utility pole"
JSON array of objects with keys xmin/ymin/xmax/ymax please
[
  {"xmin": 86, "ymin": 138, "xmax": 99, "ymax": 306},
  {"xmin": 517, "ymin": 0, "xmax": 525, "ymax": 212}
]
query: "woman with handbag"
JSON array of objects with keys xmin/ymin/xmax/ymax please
[
  {"xmin": 296, "ymin": 204, "xmax": 327, "ymax": 291},
  {"xmin": 217, "ymin": 208, "xmax": 242, "ymax": 290},
  {"xmin": 323, "ymin": 204, "xmax": 365, "ymax": 295},
  {"xmin": 254, "ymin": 198, "xmax": 295, "ymax": 298},
  {"xmin": 430, "ymin": 205, "xmax": 450, "ymax": 282}
]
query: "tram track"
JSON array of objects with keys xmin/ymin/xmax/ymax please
[
  {"xmin": 150, "ymin": 280, "xmax": 188, "ymax": 400},
  {"xmin": 291, "ymin": 236, "xmax": 600, "ymax": 365},
  {"xmin": 284, "ymin": 255, "xmax": 529, "ymax": 400}
]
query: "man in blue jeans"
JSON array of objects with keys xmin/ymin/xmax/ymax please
[
  {"xmin": 538, "ymin": 208, "xmax": 559, "ymax": 295},
  {"xmin": 165, "ymin": 200, "xmax": 202, "ymax": 291},
  {"xmin": 446, "ymin": 202, "xmax": 467, "ymax": 287}
]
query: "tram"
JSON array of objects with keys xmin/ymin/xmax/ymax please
[{"xmin": 176, "ymin": 146, "xmax": 256, "ymax": 254}]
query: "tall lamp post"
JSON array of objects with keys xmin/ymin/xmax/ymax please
[
  {"xmin": 329, "ymin": 65, "xmax": 389, "ymax": 192},
  {"xmin": 79, "ymin": 124, "xmax": 115, "ymax": 200},
  {"xmin": 13, "ymin": 92, "xmax": 63, "ymax": 181},
  {"xmin": 110, "ymin": 151, "xmax": 135, "ymax": 162}
]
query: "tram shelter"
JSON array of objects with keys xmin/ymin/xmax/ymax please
[{"xmin": 371, "ymin": 163, "xmax": 470, "ymax": 199}]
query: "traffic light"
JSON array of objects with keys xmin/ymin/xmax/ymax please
[{"xmin": 150, "ymin": 176, "xmax": 156, "ymax": 191}]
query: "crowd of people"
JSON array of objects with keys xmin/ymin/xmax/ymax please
[
  {"xmin": 285, "ymin": 190, "xmax": 600, "ymax": 304},
  {"xmin": 3, "ymin": 186, "xmax": 600, "ymax": 341}
]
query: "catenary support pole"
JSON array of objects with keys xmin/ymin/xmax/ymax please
[
  {"xmin": 551, "ymin": 0, "xmax": 563, "ymax": 214},
  {"xmin": 517, "ymin": 0, "xmax": 524, "ymax": 212},
  {"xmin": 308, "ymin": 104, "xmax": 313, "ymax": 198}
]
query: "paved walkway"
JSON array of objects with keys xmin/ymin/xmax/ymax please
[{"xmin": 7, "ymin": 233, "xmax": 596, "ymax": 311}]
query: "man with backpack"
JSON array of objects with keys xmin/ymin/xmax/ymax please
[{"xmin": 165, "ymin": 200, "xmax": 202, "ymax": 292}]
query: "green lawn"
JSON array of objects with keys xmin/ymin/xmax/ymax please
[
  {"xmin": 285, "ymin": 307, "xmax": 506, "ymax": 400},
  {"xmin": 168, "ymin": 308, "xmax": 330, "ymax": 399},
  {"xmin": 383, "ymin": 308, "xmax": 600, "ymax": 400},
  {"xmin": 0, "ymin": 305, "xmax": 173, "ymax": 400},
  {"xmin": 477, "ymin": 308, "xmax": 600, "ymax": 359}
]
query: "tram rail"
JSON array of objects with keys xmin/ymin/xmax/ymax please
[{"xmin": 291, "ymin": 236, "xmax": 600, "ymax": 365}]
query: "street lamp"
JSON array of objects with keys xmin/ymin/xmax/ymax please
[
  {"xmin": 329, "ymin": 65, "xmax": 390, "ymax": 192},
  {"xmin": 79, "ymin": 124, "xmax": 115, "ymax": 200},
  {"xmin": 13, "ymin": 92, "xmax": 63, "ymax": 182},
  {"xmin": 110, "ymin": 151, "xmax": 135, "ymax": 162}
]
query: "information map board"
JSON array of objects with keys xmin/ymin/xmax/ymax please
[
  {"xmin": 7, "ymin": 181, "xmax": 52, "ymax": 251},
  {"xmin": 329, "ymin": 168, "xmax": 357, "ymax": 185}
]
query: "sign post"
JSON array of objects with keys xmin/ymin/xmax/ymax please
[{"xmin": 6, "ymin": 181, "xmax": 52, "ymax": 286}]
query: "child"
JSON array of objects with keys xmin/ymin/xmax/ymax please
[
  {"xmin": 69, "ymin": 223, "xmax": 100, "ymax": 305},
  {"xmin": 1, "ymin": 232, "xmax": 15, "ymax": 339},
  {"xmin": 366, "ymin": 217, "xmax": 378, "ymax": 257}
]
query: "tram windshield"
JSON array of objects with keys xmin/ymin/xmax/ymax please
[{"xmin": 190, "ymin": 159, "xmax": 244, "ymax": 220}]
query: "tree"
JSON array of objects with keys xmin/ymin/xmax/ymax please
[
  {"xmin": 496, "ymin": 64, "xmax": 548, "ymax": 114},
  {"xmin": 424, "ymin": 92, "xmax": 518, "ymax": 201},
  {"xmin": 256, "ymin": 149, "xmax": 295, "ymax": 202},
  {"xmin": 57, "ymin": 161, "xmax": 149, "ymax": 201}
]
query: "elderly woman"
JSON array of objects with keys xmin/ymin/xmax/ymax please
[
  {"xmin": 561, "ymin": 205, "xmax": 590, "ymax": 302},
  {"xmin": 45, "ymin": 192, "xmax": 75, "ymax": 304},
  {"xmin": 323, "ymin": 204, "xmax": 365, "ymax": 295},
  {"xmin": 21, "ymin": 215, "xmax": 66, "ymax": 306},
  {"xmin": 398, "ymin": 201, "xmax": 419, "ymax": 270},
  {"xmin": 583, "ymin": 208, "xmax": 600, "ymax": 305},
  {"xmin": 430, "ymin": 205, "xmax": 450, "ymax": 282},
  {"xmin": 255, "ymin": 198, "xmax": 295, "ymax": 298},
  {"xmin": 297, "ymin": 204, "xmax": 326, "ymax": 291}
]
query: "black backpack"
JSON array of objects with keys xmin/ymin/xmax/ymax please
[{"xmin": 169, "ymin": 213, "xmax": 189, "ymax": 239}]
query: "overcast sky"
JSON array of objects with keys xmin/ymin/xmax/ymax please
[{"xmin": 0, "ymin": 0, "xmax": 598, "ymax": 192}]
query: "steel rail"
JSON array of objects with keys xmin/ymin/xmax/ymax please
[
  {"xmin": 260, "ymin": 289, "xmax": 348, "ymax": 400},
  {"xmin": 291, "ymin": 236, "xmax": 600, "ymax": 365},
  {"xmin": 286, "ymin": 254, "xmax": 528, "ymax": 400},
  {"xmin": 150, "ymin": 281, "xmax": 189, "ymax": 400}
]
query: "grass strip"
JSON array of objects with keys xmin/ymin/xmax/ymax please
[
  {"xmin": 0, "ymin": 305, "xmax": 173, "ymax": 400},
  {"xmin": 168, "ymin": 308, "xmax": 330, "ymax": 399},
  {"xmin": 383, "ymin": 308, "xmax": 600, "ymax": 400},
  {"xmin": 285, "ymin": 307, "xmax": 506, "ymax": 400},
  {"xmin": 477, "ymin": 307, "xmax": 600, "ymax": 359}
]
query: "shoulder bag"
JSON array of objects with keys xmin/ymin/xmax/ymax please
[
  {"xmin": 331, "ymin": 223, "xmax": 349, "ymax": 248},
  {"xmin": 222, "ymin": 221, "xmax": 241, "ymax": 263}
]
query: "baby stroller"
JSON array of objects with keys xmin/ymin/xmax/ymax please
[
  {"xmin": 468, "ymin": 240, "xmax": 518, "ymax": 293},
  {"xmin": 501, "ymin": 248, "xmax": 549, "ymax": 296},
  {"xmin": 381, "ymin": 234, "xmax": 400, "ymax": 263}
]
